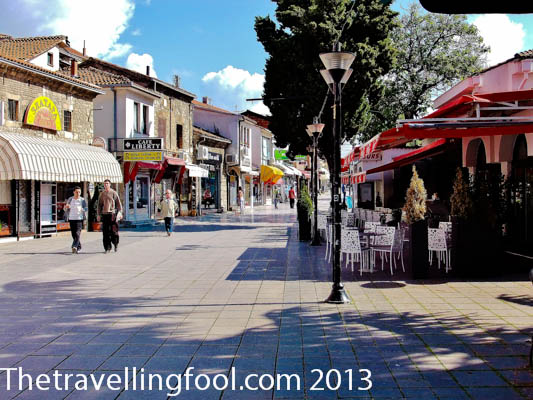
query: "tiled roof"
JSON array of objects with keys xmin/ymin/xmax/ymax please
[
  {"xmin": 192, "ymin": 100, "xmax": 237, "ymax": 115},
  {"xmin": 0, "ymin": 35, "xmax": 66, "ymax": 60},
  {"xmin": 0, "ymin": 54, "xmax": 103, "ymax": 93},
  {"xmin": 516, "ymin": 49, "xmax": 533, "ymax": 58},
  {"xmin": 193, "ymin": 125, "xmax": 232, "ymax": 143},
  {"xmin": 65, "ymin": 66, "xmax": 131, "ymax": 86}
]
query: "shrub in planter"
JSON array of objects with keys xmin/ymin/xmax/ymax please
[
  {"xmin": 403, "ymin": 166, "xmax": 428, "ymax": 279},
  {"xmin": 297, "ymin": 186, "xmax": 313, "ymax": 241}
]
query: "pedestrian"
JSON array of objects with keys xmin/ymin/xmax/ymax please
[
  {"xmin": 64, "ymin": 186, "xmax": 87, "ymax": 254},
  {"xmin": 159, "ymin": 189, "xmax": 178, "ymax": 236},
  {"xmin": 289, "ymin": 186, "xmax": 296, "ymax": 209},
  {"xmin": 274, "ymin": 189, "xmax": 279, "ymax": 209},
  {"xmin": 97, "ymin": 179, "xmax": 122, "ymax": 253},
  {"xmin": 238, "ymin": 186, "xmax": 245, "ymax": 213}
]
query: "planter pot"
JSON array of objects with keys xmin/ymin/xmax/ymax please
[
  {"xmin": 0, "ymin": 226, "xmax": 11, "ymax": 237},
  {"xmin": 297, "ymin": 204, "xmax": 312, "ymax": 241},
  {"xmin": 91, "ymin": 222, "xmax": 102, "ymax": 232},
  {"xmin": 409, "ymin": 219, "xmax": 428, "ymax": 279}
]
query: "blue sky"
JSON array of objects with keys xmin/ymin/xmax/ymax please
[{"xmin": 2, "ymin": 0, "xmax": 533, "ymax": 118}]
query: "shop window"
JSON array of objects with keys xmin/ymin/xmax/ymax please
[
  {"xmin": 7, "ymin": 99, "xmax": 18, "ymax": 121},
  {"xmin": 176, "ymin": 124, "xmax": 183, "ymax": 148},
  {"xmin": 63, "ymin": 110, "xmax": 72, "ymax": 131},
  {"xmin": 47, "ymin": 52, "xmax": 53, "ymax": 66}
]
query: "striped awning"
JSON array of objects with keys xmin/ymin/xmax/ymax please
[
  {"xmin": 0, "ymin": 132, "xmax": 123, "ymax": 183},
  {"xmin": 186, "ymin": 163, "xmax": 208, "ymax": 178}
]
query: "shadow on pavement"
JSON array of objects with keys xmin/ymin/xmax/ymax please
[{"xmin": 0, "ymin": 278, "xmax": 530, "ymax": 399}]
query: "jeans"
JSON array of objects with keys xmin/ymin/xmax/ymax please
[
  {"xmin": 69, "ymin": 220, "xmax": 83, "ymax": 250},
  {"xmin": 290, "ymin": 198, "xmax": 295, "ymax": 209},
  {"xmin": 102, "ymin": 213, "xmax": 119, "ymax": 251},
  {"xmin": 164, "ymin": 217, "xmax": 174, "ymax": 233}
]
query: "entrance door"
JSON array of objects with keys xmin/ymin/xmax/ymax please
[{"xmin": 135, "ymin": 175, "xmax": 150, "ymax": 220}]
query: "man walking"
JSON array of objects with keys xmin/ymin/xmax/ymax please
[
  {"xmin": 97, "ymin": 179, "xmax": 122, "ymax": 253},
  {"xmin": 289, "ymin": 186, "xmax": 296, "ymax": 209},
  {"xmin": 160, "ymin": 189, "xmax": 178, "ymax": 236},
  {"xmin": 64, "ymin": 186, "xmax": 87, "ymax": 254}
]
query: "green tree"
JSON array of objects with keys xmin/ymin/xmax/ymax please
[
  {"xmin": 255, "ymin": 0, "xmax": 397, "ymax": 166},
  {"xmin": 450, "ymin": 167, "xmax": 472, "ymax": 219},
  {"xmin": 362, "ymin": 2, "xmax": 489, "ymax": 142}
]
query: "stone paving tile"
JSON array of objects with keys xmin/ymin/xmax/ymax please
[{"xmin": 0, "ymin": 199, "xmax": 531, "ymax": 399}]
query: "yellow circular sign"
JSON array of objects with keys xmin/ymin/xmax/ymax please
[{"xmin": 24, "ymin": 96, "xmax": 62, "ymax": 131}]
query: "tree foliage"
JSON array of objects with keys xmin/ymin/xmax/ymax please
[
  {"xmin": 362, "ymin": 2, "xmax": 489, "ymax": 142},
  {"xmin": 255, "ymin": 0, "xmax": 397, "ymax": 166},
  {"xmin": 450, "ymin": 167, "xmax": 472, "ymax": 219}
]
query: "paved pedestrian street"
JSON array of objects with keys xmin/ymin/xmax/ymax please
[{"xmin": 0, "ymin": 201, "xmax": 531, "ymax": 399}]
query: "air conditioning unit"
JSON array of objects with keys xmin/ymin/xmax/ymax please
[
  {"xmin": 197, "ymin": 145, "xmax": 208, "ymax": 160},
  {"xmin": 226, "ymin": 154, "xmax": 238, "ymax": 165}
]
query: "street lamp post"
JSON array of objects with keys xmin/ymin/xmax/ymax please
[
  {"xmin": 307, "ymin": 118, "xmax": 325, "ymax": 246},
  {"xmin": 319, "ymin": 43, "xmax": 355, "ymax": 304}
]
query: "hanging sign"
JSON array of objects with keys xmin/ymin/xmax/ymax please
[
  {"xmin": 123, "ymin": 138, "xmax": 163, "ymax": 151},
  {"xmin": 274, "ymin": 149, "xmax": 307, "ymax": 160},
  {"xmin": 24, "ymin": 96, "xmax": 61, "ymax": 131}
]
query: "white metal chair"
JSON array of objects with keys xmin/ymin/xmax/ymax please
[
  {"xmin": 341, "ymin": 210, "xmax": 348, "ymax": 226},
  {"xmin": 371, "ymin": 226, "xmax": 403, "ymax": 275},
  {"xmin": 428, "ymin": 228, "xmax": 451, "ymax": 273},
  {"xmin": 345, "ymin": 213, "xmax": 356, "ymax": 227},
  {"xmin": 341, "ymin": 228, "xmax": 371, "ymax": 274},
  {"xmin": 317, "ymin": 214, "xmax": 328, "ymax": 239}
]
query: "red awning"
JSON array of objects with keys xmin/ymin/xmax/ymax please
[
  {"xmin": 154, "ymin": 156, "xmax": 186, "ymax": 184},
  {"xmin": 364, "ymin": 139, "xmax": 447, "ymax": 175},
  {"xmin": 124, "ymin": 161, "xmax": 163, "ymax": 184},
  {"xmin": 349, "ymin": 91, "xmax": 533, "ymax": 160}
]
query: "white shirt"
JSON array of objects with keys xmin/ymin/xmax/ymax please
[{"xmin": 68, "ymin": 198, "xmax": 84, "ymax": 220}]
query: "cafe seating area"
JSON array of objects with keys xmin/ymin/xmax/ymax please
[{"xmin": 317, "ymin": 207, "xmax": 453, "ymax": 277}]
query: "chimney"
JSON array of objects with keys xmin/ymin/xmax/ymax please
[
  {"xmin": 70, "ymin": 59, "xmax": 78, "ymax": 77},
  {"xmin": 173, "ymin": 74, "xmax": 180, "ymax": 88},
  {"xmin": 83, "ymin": 40, "xmax": 86, "ymax": 57},
  {"xmin": 202, "ymin": 96, "xmax": 211, "ymax": 105},
  {"xmin": 146, "ymin": 65, "xmax": 150, "ymax": 76}
]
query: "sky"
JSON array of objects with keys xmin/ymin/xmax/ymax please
[{"xmin": 1, "ymin": 0, "xmax": 533, "ymax": 153}]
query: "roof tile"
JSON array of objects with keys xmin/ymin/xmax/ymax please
[{"xmin": 0, "ymin": 35, "xmax": 67, "ymax": 60}]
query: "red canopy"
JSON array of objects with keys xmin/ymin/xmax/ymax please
[
  {"xmin": 124, "ymin": 161, "xmax": 163, "ymax": 184},
  {"xmin": 153, "ymin": 156, "xmax": 186, "ymax": 184}
]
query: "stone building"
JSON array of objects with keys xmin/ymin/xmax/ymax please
[
  {"xmin": 0, "ymin": 53, "xmax": 122, "ymax": 239},
  {"xmin": 73, "ymin": 58, "xmax": 197, "ymax": 223}
]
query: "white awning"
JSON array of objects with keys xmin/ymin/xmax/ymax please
[
  {"xmin": 286, "ymin": 165, "xmax": 303, "ymax": 177},
  {"xmin": 0, "ymin": 132, "xmax": 123, "ymax": 183},
  {"xmin": 276, "ymin": 163, "xmax": 295, "ymax": 176},
  {"xmin": 185, "ymin": 163, "xmax": 208, "ymax": 178}
]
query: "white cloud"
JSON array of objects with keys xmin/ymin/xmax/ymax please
[
  {"xmin": 131, "ymin": 28, "xmax": 142, "ymax": 37},
  {"xmin": 1, "ymin": 0, "xmax": 135, "ymax": 60},
  {"xmin": 472, "ymin": 14, "xmax": 525, "ymax": 66},
  {"xmin": 126, "ymin": 53, "xmax": 157, "ymax": 77},
  {"xmin": 201, "ymin": 65, "xmax": 270, "ymax": 115}
]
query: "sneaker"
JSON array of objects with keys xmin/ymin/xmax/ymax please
[
  {"xmin": 105, "ymin": 249, "xmax": 111, "ymax": 254},
  {"xmin": 72, "ymin": 247, "xmax": 77, "ymax": 254},
  {"xmin": 167, "ymin": 231, "xmax": 171, "ymax": 237},
  {"xmin": 114, "ymin": 244, "xmax": 118, "ymax": 252},
  {"xmin": 77, "ymin": 248, "xmax": 82, "ymax": 254}
]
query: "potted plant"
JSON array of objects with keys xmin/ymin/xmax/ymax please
[
  {"xmin": 403, "ymin": 165, "xmax": 428, "ymax": 279},
  {"xmin": 297, "ymin": 186, "xmax": 313, "ymax": 241},
  {"xmin": 449, "ymin": 167, "xmax": 473, "ymax": 274}
]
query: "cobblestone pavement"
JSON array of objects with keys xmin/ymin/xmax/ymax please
[{"xmin": 0, "ymin": 197, "xmax": 531, "ymax": 399}]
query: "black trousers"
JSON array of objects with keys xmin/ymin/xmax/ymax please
[
  {"xmin": 290, "ymin": 199, "xmax": 295, "ymax": 208},
  {"xmin": 164, "ymin": 217, "xmax": 174, "ymax": 233},
  {"xmin": 69, "ymin": 220, "xmax": 83, "ymax": 250},
  {"xmin": 102, "ymin": 213, "xmax": 119, "ymax": 251}
]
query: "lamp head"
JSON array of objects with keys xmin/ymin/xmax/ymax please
[{"xmin": 319, "ymin": 43, "xmax": 355, "ymax": 85}]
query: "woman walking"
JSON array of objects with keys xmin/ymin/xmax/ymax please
[{"xmin": 64, "ymin": 186, "xmax": 87, "ymax": 254}]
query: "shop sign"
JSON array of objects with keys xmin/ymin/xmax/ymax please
[
  {"xmin": 362, "ymin": 152, "xmax": 382, "ymax": 161},
  {"xmin": 207, "ymin": 152, "xmax": 222, "ymax": 162},
  {"xmin": 123, "ymin": 138, "xmax": 163, "ymax": 151},
  {"xmin": 92, "ymin": 137, "xmax": 107, "ymax": 149},
  {"xmin": 124, "ymin": 151, "xmax": 163, "ymax": 162},
  {"xmin": 274, "ymin": 149, "xmax": 307, "ymax": 160},
  {"xmin": 24, "ymin": 96, "xmax": 61, "ymax": 131}
]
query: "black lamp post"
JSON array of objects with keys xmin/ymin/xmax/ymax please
[
  {"xmin": 307, "ymin": 118, "xmax": 325, "ymax": 246},
  {"xmin": 319, "ymin": 43, "xmax": 355, "ymax": 304}
]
